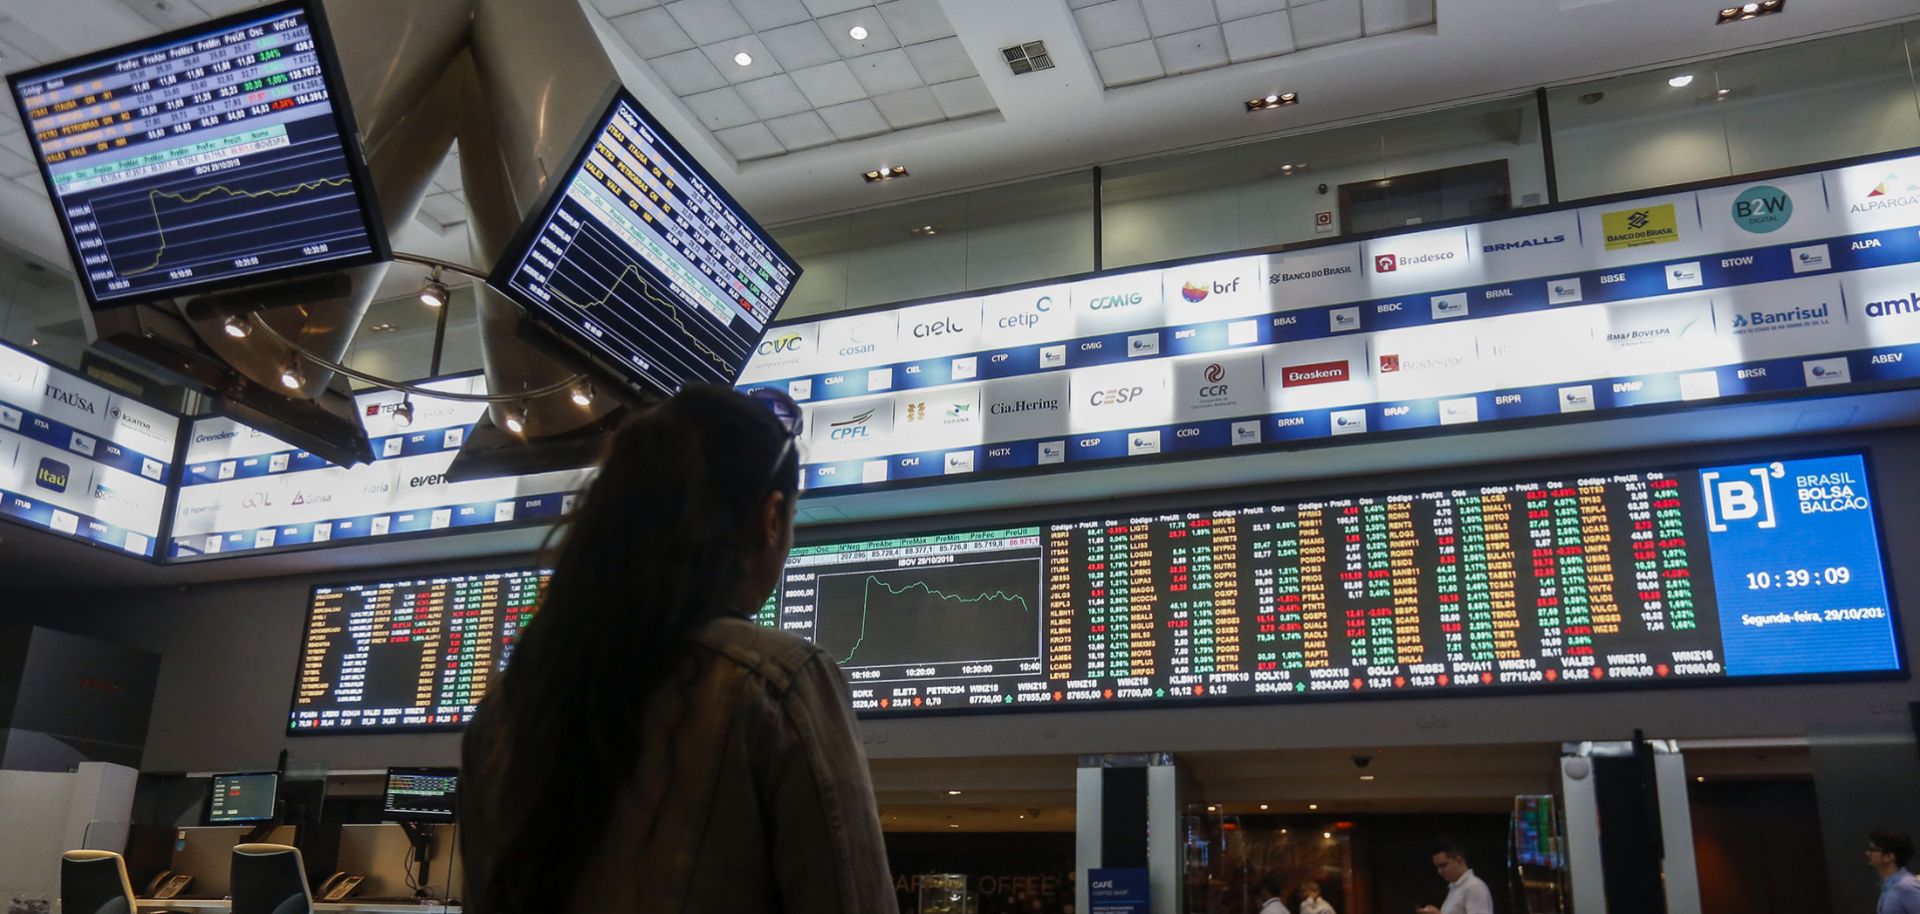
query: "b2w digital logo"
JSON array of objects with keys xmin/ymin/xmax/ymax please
[{"xmin": 1702, "ymin": 462, "xmax": 1784, "ymax": 532}]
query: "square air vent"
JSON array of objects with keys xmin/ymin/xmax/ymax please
[{"xmin": 1002, "ymin": 40, "xmax": 1054, "ymax": 75}]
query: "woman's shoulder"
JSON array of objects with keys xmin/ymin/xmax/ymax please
[{"xmin": 693, "ymin": 616, "xmax": 834, "ymax": 691}]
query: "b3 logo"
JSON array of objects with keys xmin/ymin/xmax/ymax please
[{"xmin": 1702, "ymin": 462, "xmax": 1784, "ymax": 531}]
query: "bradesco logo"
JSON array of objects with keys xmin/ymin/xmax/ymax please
[
  {"xmin": 1601, "ymin": 203, "xmax": 1680, "ymax": 250},
  {"xmin": 1853, "ymin": 174, "xmax": 1920, "ymax": 215},
  {"xmin": 829, "ymin": 408, "xmax": 876, "ymax": 439},
  {"xmin": 1281, "ymin": 360, "xmax": 1349, "ymax": 387},
  {"xmin": 1377, "ymin": 353, "xmax": 1463, "ymax": 374},
  {"xmin": 1089, "ymin": 386, "xmax": 1146, "ymax": 407},
  {"xmin": 1372, "ymin": 250, "xmax": 1455, "ymax": 274},
  {"xmin": 35, "ymin": 457, "xmax": 70, "ymax": 493},
  {"xmin": 1180, "ymin": 277, "xmax": 1241, "ymax": 303},
  {"xmin": 1732, "ymin": 185, "xmax": 1792, "ymax": 233}
]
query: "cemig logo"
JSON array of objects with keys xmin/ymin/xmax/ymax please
[
  {"xmin": 1180, "ymin": 278, "xmax": 1241, "ymax": 303},
  {"xmin": 829, "ymin": 408, "xmax": 875, "ymax": 439},
  {"xmin": 35, "ymin": 458, "xmax": 69, "ymax": 493},
  {"xmin": 758, "ymin": 333, "xmax": 803, "ymax": 355},
  {"xmin": 1703, "ymin": 462, "xmax": 1782, "ymax": 531},
  {"xmin": 1282, "ymin": 360, "xmax": 1350, "ymax": 387},
  {"xmin": 1373, "ymin": 254, "xmax": 1398, "ymax": 273},
  {"xmin": 1089, "ymin": 386, "xmax": 1145, "ymax": 406},
  {"xmin": 1088, "ymin": 292, "xmax": 1145, "ymax": 311}
]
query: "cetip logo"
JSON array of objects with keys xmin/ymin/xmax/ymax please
[
  {"xmin": 1373, "ymin": 254, "xmax": 1398, "ymax": 273},
  {"xmin": 1181, "ymin": 282, "xmax": 1208, "ymax": 303},
  {"xmin": 1204, "ymin": 363, "xmax": 1226, "ymax": 383}
]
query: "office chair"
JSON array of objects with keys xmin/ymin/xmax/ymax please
[
  {"xmin": 231, "ymin": 843, "xmax": 313, "ymax": 914},
  {"xmin": 61, "ymin": 850, "xmax": 137, "ymax": 914}
]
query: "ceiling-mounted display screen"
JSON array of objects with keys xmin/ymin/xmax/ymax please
[
  {"xmin": 5, "ymin": 0, "xmax": 387, "ymax": 308},
  {"xmin": 491, "ymin": 88, "xmax": 800, "ymax": 396}
]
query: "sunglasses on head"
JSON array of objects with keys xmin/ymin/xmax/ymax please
[{"xmin": 745, "ymin": 387, "xmax": 805, "ymax": 487}]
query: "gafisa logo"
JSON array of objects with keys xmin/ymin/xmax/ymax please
[{"xmin": 1732, "ymin": 185, "xmax": 1792, "ymax": 233}]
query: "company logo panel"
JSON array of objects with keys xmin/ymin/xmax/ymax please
[
  {"xmin": 82, "ymin": 463, "xmax": 169, "ymax": 536},
  {"xmin": 817, "ymin": 311, "xmax": 901, "ymax": 370},
  {"xmin": 1164, "ymin": 257, "xmax": 1267, "ymax": 324},
  {"xmin": 1840, "ymin": 263, "xmax": 1920, "ymax": 348},
  {"xmin": 892, "ymin": 385, "xmax": 985, "ymax": 451},
  {"xmin": 355, "ymin": 377, "xmax": 486, "ymax": 439},
  {"xmin": 1071, "ymin": 270, "xmax": 1166, "ymax": 337},
  {"xmin": 1261, "ymin": 337, "xmax": 1374, "ymax": 412},
  {"xmin": 1475, "ymin": 308, "xmax": 1605, "ymax": 389},
  {"xmin": 1263, "ymin": 243, "xmax": 1366, "ymax": 311},
  {"xmin": 1826, "ymin": 154, "xmax": 1920, "ymax": 233},
  {"xmin": 3, "ymin": 434, "xmax": 101, "ymax": 522},
  {"xmin": 1171, "ymin": 351, "xmax": 1265, "ymax": 422},
  {"xmin": 0, "ymin": 345, "xmax": 50, "ymax": 410},
  {"xmin": 1471, "ymin": 210, "xmax": 1584, "ymax": 282},
  {"xmin": 1581, "ymin": 195, "xmax": 1705, "ymax": 264},
  {"xmin": 980, "ymin": 372, "xmax": 1070, "ymax": 443},
  {"xmin": 982, "ymin": 284, "xmax": 1074, "ymax": 349},
  {"xmin": 105, "ymin": 394, "xmax": 180, "ymax": 457},
  {"xmin": 1598, "ymin": 295, "xmax": 1726, "ymax": 373},
  {"xmin": 1370, "ymin": 323, "xmax": 1485, "ymax": 400},
  {"xmin": 1695, "ymin": 172, "xmax": 1833, "ymax": 248},
  {"xmin": 1068, "ymin": 360, "xmax": 1172, "ymax": 435},
  {"xmin": 807, "ymin": 396, "xmax": 896, "ymax": 461},
  {"xmin": 1710, "ymin": 277, "xmax": 1852, "ymax": 361},
  {"xmin": 1361, "ymin": 227, "xmax": 1476, "ymax": 297},
  {"xmin": 737, "ymin": 322, "xmax": 821, "ymax": 382},
  {"xmin": 891, "ymin": 297, "xmax": 985, "ymax": 364},
  {"xmin": 184, "ymin": 415, "xmax": 296, "ymax": 464}
]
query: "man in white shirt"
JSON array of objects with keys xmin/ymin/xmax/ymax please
[{"xmin": 1415, "ymin": 840, "xmax": 1494, "ymax": 914}]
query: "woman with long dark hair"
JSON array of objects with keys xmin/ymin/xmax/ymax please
[{"xmin": 459, "ymin": 385, "xmax": 897, "ymax": 914}]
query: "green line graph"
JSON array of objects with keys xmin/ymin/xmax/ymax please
[
  {"xmin": 815, "ymin": 561, "xmax": 1041, "ymax": 669},
  {"xmin": 837, "ymin": 576, "xmax": 1032, "ymax": 664}
]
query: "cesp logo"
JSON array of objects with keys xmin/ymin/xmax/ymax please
[
  {"xmin": 758, "ymin": 333, "xmax": 803, "ymax": 355},
  {"xmin": 1702, "ymin": 462, "xmax": 1783, "ymax": 532},
  {"xmin": 35, "ymin": 458, "xmax": 70, "ymax": 493},
  {"xmin": 829, "ymin": 409, "xmax": 875, "ymax": 439},
  {"xmin": 1089, "ymin": 387, "xmax": 1145, "ymax": 406},
  {"xmin": 1373, "ymin": 254, "xmax": 1397, "ymax": 273}
]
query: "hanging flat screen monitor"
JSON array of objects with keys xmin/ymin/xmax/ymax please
[
  {"xmin": 5, "ymin": 0, "xmax": 388, "ymax": 309},
  {"xmin": 206, "ymin": 771, "xmax": 279, "ymax": 824},
  {"xmin": 491, "ymin": 87, "xmax": 800, "ymax": 397},
  {"xmin": 382, "ymin": 767, "xmax": 459, "ymax": 823}
]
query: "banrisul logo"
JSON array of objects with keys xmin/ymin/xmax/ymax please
[{"xmin": 1732, "ymin": 185, "xmax": 1791, "ymax": 233}]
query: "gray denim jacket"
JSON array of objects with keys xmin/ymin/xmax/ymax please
[{"xmin": 459, "ymin": 616, "xmax": 899, "ymax": 914}]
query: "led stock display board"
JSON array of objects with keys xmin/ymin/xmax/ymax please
[
  {"xmin": 169, "ymin": 375, "xmax": 592, "ymax": 560},
  {"xmin": 0, "ymin": 341, "xmax": 178, "ymax": 556},
  {"xmin": 737, "ymin": 150, "xmax": 1920, "ymax": 492}
]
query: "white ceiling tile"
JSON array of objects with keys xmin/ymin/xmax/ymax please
[
  {"xmin": 820, "ymin": 8, "xmax": 900, "ymax": 57},
  {"xmin": 194, "ymin": 0, "xmax": 271, "ymax": 13},
  {"xmin": 902, "ymin": 37, "xmax": 974, "ymax": 84},
  {"xmin": 1154, "ymin": 25, "xmax": 1228, "ymax": 75},
  {"xmin": 1363, "ymin": 0, "xmax": 1434, "ymax": 33},
  {"xmin": 120, "ymin": 0, "xmax": 211, "ymax": 30},
  {"xmin": 591, "ymin": 0, "xmax": 664, "ymax": 15},
  {"xmin": 1216, "ymin": 0, "xmax": 1288, "ymax": 20},
  {"xmin": 663, "ymin": 0, "xmax": 753, "ymax": 44},
  {"xmin": 1290, "ymin": 0, "xmax": 1363, "ymax": 48},
  {"xmin": 432, "ymin": 153, "xmax": 463, "ymax": 191},
  {"xmin": 790, "ymin": 61, "xmax": 867, "ymax": 107},
  {"xmin": 1067, "ymin": 0, "xmax": 1106, "ymax": 7},
  {"xmin": 684, "ymin": 86, "xmax": 759, "ymax": 130},
  {"xmin": 0, "ymin": 142, "xmax": 37, "ymax": 180},
  {"xmin": 737, "ymin": 74, "xmax": 814, "ymax": 118},
  {"xmin": 1092, "ymin": 40, "xmax": 1165, "ymax": 86},
  {"xmin": 612, "ymin": 8, "xmax": 696, "ymax": 58},
  {"xmin": 650, "ymin": 47, "xmax": 731, "ymax": 95},
  {"xmin": 419, "ymin": 193, "xmax": 467, "ymax": 228},
  {"xmin": 847, "ymin": 48, "xmax": 923, "ymax": 95},
  {"xmin": 1224, "ymin": 10, "xmax": 1294, "ymax": 61},
  {"xmin": 929, "ymin": 77, "xmax": 995, "ymax": 119},
  {"xmin": 876, "ymin": 0, "xmax": 953, "ymax": 45},
  {"xmin": 702, "ymin": 35, "xmax": 785, "ymax": 83},
  {"xmin": 714, "ymin": 122, "xmax": 786, "ymax": 160},
  {"xmin": 1074, "ymin": 0, "xmax": 1151, "ymax": 53},
  {"xmin": 1140, "ymin": 0, "xmax": 1217, "ymax": 36},
  {"xmin": 766, "ymin": 111, "xmax": 838, "ymax": 150},
  {"xmin": 872, "ymin": 86, "xmax": 945, "ymax": 129},
  {"xmin": 762, "ymin": 21, "xmax": 842, "ymax": 70},
  {"xmin": 14, "ymin": 175, "xmax": 48, "ymax": 199},
  {"xmin": 800, "ymin": 0, "xmax": 868, "ymax": 16},
  {"xmin": 733, "ymin": 0, "xmax": 811, "ymax": 29},
  {"xmin": 817, "ymin": 99, "xmax": 890, "ymax": 140}
]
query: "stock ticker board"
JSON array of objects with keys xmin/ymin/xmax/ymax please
[
  {"xmin": 7, "ymin": 1, "xmax": 384, "ymax": 307},
  {"xmin": 288, "ymin": 454, "xmax": 1898, "ymax": 732}
]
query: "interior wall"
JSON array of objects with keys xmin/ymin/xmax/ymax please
[{"xmin": 1689, "ymin": 779, "xmax": 1829, "ymax": 914}]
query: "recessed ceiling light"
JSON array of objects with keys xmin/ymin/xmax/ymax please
[
  {"xmin": 948, "ymin": 823, "xmax": 959, "ymax": 828},
  {"xmin": 946, "ymin": 789, "xmax": 962, "ymax": 796},
  {"xmin": 29, "ymin": 338, "xmax": 40, "ymax": 346},
  {"xmin": 1718, "ymin": 0, "xmax": 1782, "ymax": 22},
  {"xmin": 849, "ymin": 25, "xmax": 869, "ymax": 40},
  {"xmin": 734, "ymin": 51, "xmax": 753, "ymax": 66},
  {"xmin": 1308, "ymin": 803, "xmax": 1319, "ymax": 810},
  {"xmin": 1246, "ymin": 92, "xmax": 1299, "ymax": 112},
  {"xmin": 1667, "ymin": 74, "xmax": 1694, "ymax": 88},
  {"xmin": 863, "ymin": 165, "xmax": 909, "ymax": 183},
  {"xmin": 1716, "ymin": 87, "xmax": 1733, "ymax": 98},
  {"xmin": 1323, "ymin": 831, "xmax": 1333, "ymax": 839},
  {"xmin": 1359, "ymin": 775, "xmax": 1376, "ymax": 781},
  {"xmin": 1696, "ymin": 775, "xmax": 1706, "ymax": 782},
  {"xmin": 1259, "ymin": 804, "xmax": 1270, "ymax": 810},
  {"xmin": 1207, "ymin": 805, "xmax": 1218, "ymax": 812}
]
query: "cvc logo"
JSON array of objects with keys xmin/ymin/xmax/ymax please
[
  {"xmin": 1732, "ymin": 186, "xmax": 1791, "ymax": 233},
  {"xmin": 758, "ymin": 333, "xmax": 803, "ymax": 355}
]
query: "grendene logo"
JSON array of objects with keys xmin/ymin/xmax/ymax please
[
  {"xmin": 758, "ymin": 333, "xmax": 803, "ymax": 354},
  {"xmin": 36, "ymin": 457, "xmax": 70, "ymax": 493},
  {"xmin": 1089, "ymin": 387, "xmax": 1145, "ymax": 406}
]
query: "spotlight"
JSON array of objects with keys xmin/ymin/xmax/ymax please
[
  {"xmin": 419, "ymin": 267, "xmax": 448, "ymax": 308},
  {"xmin": 503, "ymin": 403, "xmax": 528, "ymax": 435},
  {"xmin": 1308, "ymin": 803, "xmax": 1319, "ymax": 810},
  {"xmin": 1716, "ymin": 87, "xmax": 1732, "ymax": 98},
  {"xmin": 279, "ymin": 359, "xmax": 304, "ymax": 390},
  {"xmin": 1245, "ymin": 92, "xmax": 1299, "ymax": 112},
  {"xmin": 1265, "ymin": 94, "xmax": 1279, "ymax": 103},
  {"xmin": 391, "ymin": 399, "xmax": 415, "ymax": 428},
  {"xmin": 733, "ymin": 51, "xmax": 753, "ymax": 66},
  {"xmin": 1667, "ymin": 74, "xmax": 1694, "ymax": 88},
  {"xmin": 946, "ymin": 790, "xmax": 963, "ymax": 796},
  {"xmin": 222, "ymin": 316, "xmax": 251, "ymax": 338},
  {"xmin": 1717, "ymin": 0, "xmax": 1782, "ymax": 22},
  {"xmin": 570, "ymin": 383, "xmax": 594, "ymax": 408},
  {"xmin": 863, "ymin": 164, "xmax": 909, "ymax": 182},
  {"xmin": 1259, "ymin": 804, "xmax": 1270, "ymax": 810},
  {"xmin": 849, "ymin": 25, "xmax": 869, "ymax": 40}
]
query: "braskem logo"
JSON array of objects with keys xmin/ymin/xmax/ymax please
[
  {"xmin": 36, "ymin": 458, "xmax": 70, "ymax": 493},
  {"xmin": 1732, "ymin": 185, "xmax": 1792, "ymax": 233},
  {"xmin": 1281, "ymin": 360, "xmax": 1349, "ymax": 387}
]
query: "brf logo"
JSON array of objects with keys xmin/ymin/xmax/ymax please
[{"xmin": 1702, "ymin": 462, "xmax": 1783, "ymax": 532}]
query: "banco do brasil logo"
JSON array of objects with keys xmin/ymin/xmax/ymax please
[{"xmin": 1732, "ymin": 186, "xmax": 1791, "ymax": 233}]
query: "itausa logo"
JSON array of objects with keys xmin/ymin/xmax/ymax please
[
  {"xmin": 1732, "ymin": 186, "xmax": 1792, "ymax": 233},
  {"xmin": 36, "ymin": 458, "xmax": 70, "ymax": 493}
]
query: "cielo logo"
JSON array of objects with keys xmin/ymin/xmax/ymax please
[
  {"xmin": 43, "ymin": 383, "xmax": 99, "ymax": 416},
  {"xmin": 912, "ymin": 316, "xmax": 965, "ymax": 338},
  {"xmin": 829, "ymin": 408, "xmax": 875, "ymax": 439},
  {"xmin": 1088, "ymin": 291, "xmax": 1145, "ymax": 310},
  {"xmin": 996, "ymin": 294, "xmax": 1053, "ymax": 330},
  {"xmin": 1864, "ymin": 292, "xmax": 1920, "ymax": 318},
  {"xmin": 35, "ymin": 457, "xmax": 70, "ymax": 493},
  {"xmin": 1180, "ymin": 278, "xmax": 1242, "ymax": 303},
  {"xmin": 758, "ymin": 333, "xmax": 803, "ymax": 355},
  {"xmin": 1854, "ymin": 174, "xmax": 1920, "ymax": 214},
  {"xmin": 1089, "ymin": 386, "xmax": 1145, "ymax": 406},
  {"xmin": 1732, "ymin": 185, "xmax": 1792, "ymax": 233},
  {"xmin": 1483, "ymin": 234, "xmax": 1566, "ymax": 253}
]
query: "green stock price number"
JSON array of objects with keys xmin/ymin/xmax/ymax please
[{"xmin": 1745, "ymin": 566, "xmax": 1852, "ymax": 589}]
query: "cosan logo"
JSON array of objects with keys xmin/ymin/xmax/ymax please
[
  {"xmin": 1180, "ymin": 278, "xmax": 1242, "ymax": 303},
  {"xmin": 1864, "ymin": 292, "xmax": 1920, "ymax": 318},
  {"xmin": 1731, "ymin": 303, "xmax": 1829, "ymax": 329},
  {"xmin": 35, "ymin": 457, "xmax": 70, "ymax": 493},
  {"xmin": 1483, "ymin": 235, "xmax": 1565, "ymax": 253},
  {"xmin": 1089, "ymin": 386, "xmax": 1145, "ymax": 406},
  {"xmin": 1088, "ymin": 292, "xmax": 1144, "ymax": 310},
  {"xmin": 989, "ymin": 397, "xmax": 1060, "ymax": 415},
  {"xmin": 758, "ymin": 333, "xmax": 804, "ymax": 355},
  {"xmin": 43, "ymin": 383, "xmax": 98, "ymax": 416},
  {"xmin": 409, "ymin": 473, "xmax": 450, "ymax": 488},
  {"xmin": 1198, "ymin": 362, "xmax": 1230, "ymax": 398},
  {"xmin": 997, "ymin": 294, "xmax": 1054, "ymax": 329},
  {"xmin": 829, "ymin": 408, "xmax": 875, "ymax": 439},
  {"xmin": 1853, "ymin": 175, "xmax": 1920, "ymax": 213},
  {"xmin": 912, "ymin": 316, "xmax": 965, "ymax": 338}
]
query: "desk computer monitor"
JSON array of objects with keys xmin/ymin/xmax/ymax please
[
  {"xmin": 382, "ymin": 768, "xmax": 458, "ymax": 823},
  {"xmin": 207, "ymin": 771, "xmax": 280, "ymax": 825}
]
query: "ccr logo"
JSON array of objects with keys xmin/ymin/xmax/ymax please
[
  {"xmin": 35, "ymin": 458, "xmax": 69, "ymax": 493},
  {"xmin": 1197, "ymin": 362, "xmax": 1230, "ymax": 398},
  {"xmin": 829, "ymin": 409, "xmax": 875, "ymax": 439},
  {"xmin": 1089, "ymin": 387, "xmax": 1145, "ymax": 406},
  {"xmin": 1702, "ymin": 463, "xmax": 1782, "ymax": 532}
]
